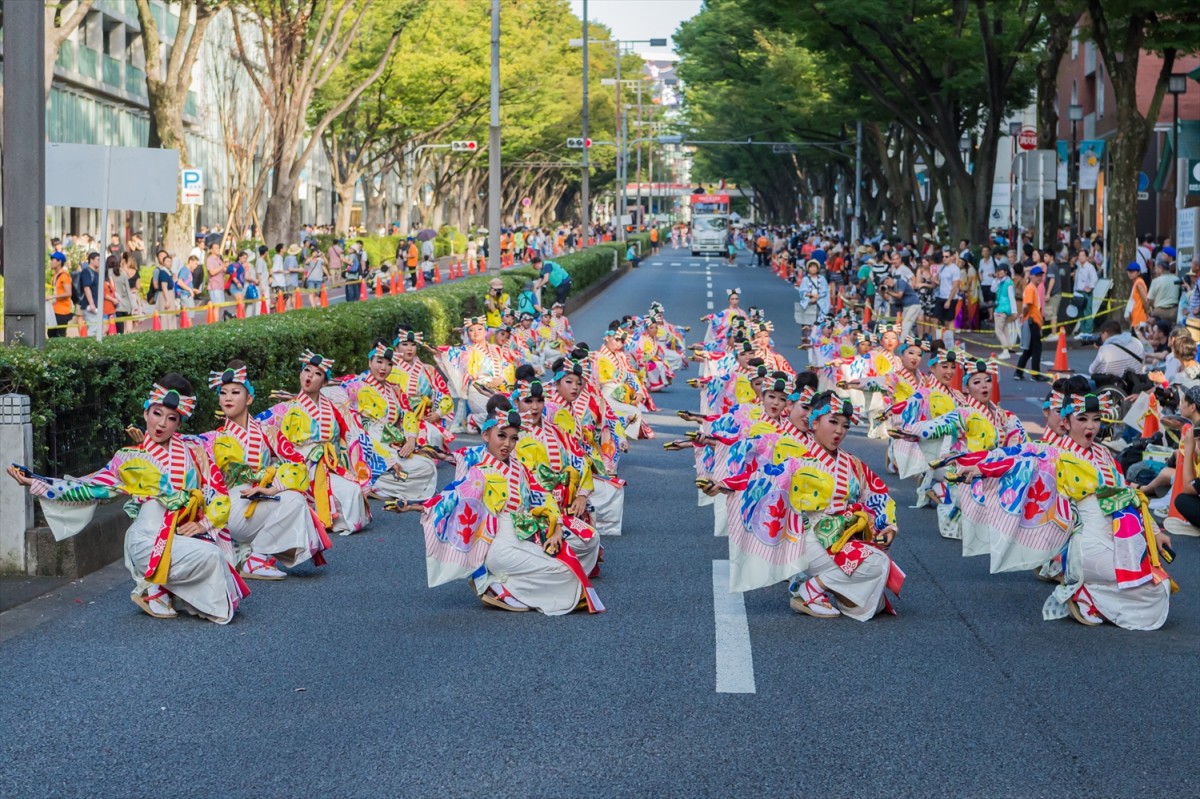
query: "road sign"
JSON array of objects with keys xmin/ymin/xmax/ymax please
[
  {"xmin": 181, "ymin": 168, "xmax": 203, "ymax": 205},
  {"xmin": 1187, "ymin": 159, "xmax": 1200, "ymax": 194},
  {"xmin": 521, "ymin": 197, "xmax": 531, "ymax": 208},
  {"xmin": 450, "ymin": 140, "xmax": 478, "ymax": 152},
  {"xmin": 1137, "ymin": 191, "xmax": 1150, "ymax": 201},
  {"xmin": 1017, "ymin": 128, "xmax": 1037, "ymax": 151}
]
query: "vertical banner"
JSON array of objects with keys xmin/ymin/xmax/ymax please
[
  {"xmin": 1079, "ymin": 140, "xmax": 1105, "ymax": 190},
  {"xmin": 1056, "ymin": 140, "xmax": 1069, "ymax": 191}
]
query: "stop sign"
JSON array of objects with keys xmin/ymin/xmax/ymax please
[{"xmin": 1017, "ymin": 128, "xmax": 1037, "ymax": 151}]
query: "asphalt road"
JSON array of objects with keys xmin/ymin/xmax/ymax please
[{"xmin": 1, "ymin": 246, "xmax": 1197, "ymax": 798}]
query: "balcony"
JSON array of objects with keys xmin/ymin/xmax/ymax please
[
  {"xmin": 56, "ymin": 41, "xmax": 75, "ymax": 71},
  {"xmin": 125, "ymin": 64, "xmax": 145, "ymax": 96},
  {"xmin": 102, "ymin": 54, "xmax": 122, "ymax": 88},
  {"xmin": 78, "ymin": 47, "xmax": 99, "ymax": 80}
]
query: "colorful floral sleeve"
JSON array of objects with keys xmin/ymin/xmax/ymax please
[
  {"xmin": 26, "ymin": 453, "xmax": 126, "ymax": 504},
  {"xmin": 857, "ymin": 461, "xmax": 896, "ymax": 532}
]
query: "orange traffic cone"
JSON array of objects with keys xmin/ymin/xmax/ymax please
[
  {"xmin": 415, "ymin": 268, "xmax": 426, "ymax": 289},
  {"xmin": 294, "ymin": 290, "xmax": 304, "ymax": 310},
  {"xmin": 433, "ymin": 264, "xmax": 442, "ymax": 284},
  {"xmin": 235, "ymin": 297, "xmax": 245, "ymax": 320},
  {"xmin": 1053, "ymin": 329, "xmax": 1069, "ymax": 373},
  {"xmin": 152, "ymin": 311, "xmax": 162, "ymax": 331},
  {"xmin": 1166, "ymin": 426, "xmax": 1191, "ymax": 528},
  {"xmin": 1141, "ymin": 393, "xmax": 1161, "ymax": 438},
  {"xmin": 180, "ymin": 306, "xmax": 192, "ymax": 329},
  {"xmin": 478, "ymin": 257, "xmax": 486, "ymax": 274},
  {"xmin": 319, "ymin": 286, "xmax": 329, "ymax": 307},
  {"xmin": 394, "ymin": 273, "xmax": 405, "ymax": 294},
  {"xmin": 360, "ymin": 279, "xmax": 369, "ymax": 301},
  {"xmin": 206, "ymin": 303, "xmax": 218, "ymax": 324},
  {"xmin": 108, "ymin": 319, "xmax": 119, "ymax": 336},
  {"xmin": 468, "ymin": 258, "xmax": 476, "ymax": 275},
  {"xmin": 78, "ymin": 320, "xmax": 88, "ymax": 337},
  {"xmin": 277, "ymin": 292, "xmax": 287, "ymax": 314},
  {"xmin": 260, "ymin": 297, "xmax": 269, "ymax": 316},
  {"xmin": 374, "ymin": 278, "xmax": 382, "ymax": 298}
]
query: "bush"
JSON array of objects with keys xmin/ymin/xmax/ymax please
[{"xmin": 0, "ymin": 244, "xmax": 624, "ymax": 476}]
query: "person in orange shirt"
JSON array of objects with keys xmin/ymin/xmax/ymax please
[
  {"xmin": 1014, "ymin": 265, "xmax": 1048, "ymax": 382},
  {"xmin": 650, "ymin": 226, "xmax": 660, "ymax": 254},
  {"xmin": 1126, "ymin": 261, "xmax": 1150, "ymax": 329},
  {"xmin": 49, "ymin": 252, "xmax": 74, "ymax": 338},
  {"xmin": 405, "ymin": 237, "xmax": 420, "ymax": 287}
]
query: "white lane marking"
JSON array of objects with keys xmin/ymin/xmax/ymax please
[
  {"xmin": 712, "ymin": 560, "xmax": 756, "ymax": 694},
  {"xmin": 670, "ymin": 262, "xmax": 681, "ymax": 266},
  {"xmin": 707, "ymin": 300, "xmax": 714, "ymax": 310},
  {"xmin": 707, "ymin": 290, "xmax": 713, "ymax": 298}
]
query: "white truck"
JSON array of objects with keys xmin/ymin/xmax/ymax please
[{"xmin": 690, "ymin": 193, "xmax": 730, "ymax": 257}]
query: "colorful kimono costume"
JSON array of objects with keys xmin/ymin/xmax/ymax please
[
  {"xmin": 422, "ymin": 447, "xmax": 604, "ymax": 615},
  {"xmin": 258, "ymin": 393, "xmax": 370, "ymax": 535},
  {"xmin": 545, "ymin": 388, "xmax": 625, "ymax": 535},
  {"xmin": 954, "ymin": 439, "xmax": 1172, "ymax": 630},
  {"xmin": 596, "ymin": 347, "xmax": 652, "ymax": 439},
  {"xmin": 514, "ymin": 420, "xmax": 601, "ymax": 569},
  {"xmin": 437, "ymin": 343, "xmax": 515, "ymax": 430},
  {"xmin": 789, "ymin": 447, "xmax": 904, "ymax": 619},
  {"xmin": 29, "ymin": 437, "xmax": 247, "ymax": 624},
  {"xmin": 718, "ymin": 416, "xmax": 813, "ymax": 586},
  {"xmin": 860, "ymin": 361, "xmax": 924, "ymax": 446},
  {"xmin": 696, "ymin": 402, "xmax": 763, "ymax": 536},
  {"xmin": 388, "ymin": 355, "xmax": 454, "ymax": 450},
  {"xmin": 703, "ymin": 306, "xmax": 748, "ymax": 345},
  {"xmin": 336, "ymin": 374, "xmax": 439, "ymax": 501},
  {"xmin": 200, "ymin": 419, "xmax": 331, "ymax": 570},
  {"xmin": 630, "ymin": 329, "xmax": 673, "ymax": 393}
]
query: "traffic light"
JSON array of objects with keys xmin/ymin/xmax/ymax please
[
  {"xmin": 451, "ymin": 140, "xmax": 478, "ymax": 152},
  {"xmin": 566, "ymin": 138, "xmax": 593, "ymax": 149}
]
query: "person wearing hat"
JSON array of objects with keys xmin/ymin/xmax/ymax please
[
  {"xmin": 1123, "ymin": 260, "xmax": 1150, "ymax": 328},
  {"xmin": 8, "ymin": 373, "xmax": 247, "ymax": 623},
  {"xmin": 992, "ymin": 262, "xmax": 1017, "ymax": 358},
  {"xmin": 258, "ymin": 351, "xmax": 371, "ymax": 535},
  {"xmin": 436, "ymin": 316, "xmax": 515, "ymax": 432},
  {"xmin": 389, "ymin": 326, "xmax": 454, "ymax": 451},
  {"xmin": 199, "ymin": 360, "xmax": 330, "ymax": 581},
  {"xmin": 597, "ymin": 321, "xmax": 653, "ymax": 440},
  {"xmin": 48, "ymin": 251, "xmax": 73, "ymax": 337},
  {"xmin": 1014, "ymin": 265, "xmax": 1048, "ymax": 381},
  {"xmin": 484, "ymin": 277, "xmax": 510, "ymax": 329},
  {"xmin": 414, "ymin": 394, "xmax": 604, "ymax": 615},
  {"xmin": 336, "ymin": 341, "xmax": 440, "ymax": 504},
  {"xmin": 950, "ymin": 391, "xmax": 1172, "ymax": 630}
]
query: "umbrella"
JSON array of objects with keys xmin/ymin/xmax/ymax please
[
  {"xmin": 203, "ymin": 232, "xmax": 222, "ymax": 248},
  {"xmin": 415, "ymin": 229, "xmax": 438, "ymax": 241}
]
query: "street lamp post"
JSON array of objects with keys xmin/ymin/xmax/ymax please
[
  {"xmin": 1068, "ymin": 103, "xmax": 1083, "ymax": 233},
  {"xmin": 581, "ymin": 1, "xmax": 590, "ymax": 248},
  {"xmin": 1168, "ymin": 74, "xmax": 1189, "ymax": 215}
]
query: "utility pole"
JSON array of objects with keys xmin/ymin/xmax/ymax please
[
  {"xmin": 580, "ymin": 0, "xmax": 590, "ymax": 247},
  {"xmin": 852, "ymin": 120, "xmax": 862, "ymax": 244},
  {"xmin": 635, "ymin": 79, "xmax": 643, "ymax": 230},
  {"xmin": 3, "ymin": 1, "xmax": 47, "ymax": 347},
  {"xmin": 488, "ymin": 0, "xmax": 501, "ymax": 271},
  {"xmin": 615, "ymin": 42, "xmax": 624, "ymax": 243}
]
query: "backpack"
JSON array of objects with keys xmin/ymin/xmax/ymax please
[{"xmin": 71, "ymin": 269, "xmax": 86, "ymax": 306}]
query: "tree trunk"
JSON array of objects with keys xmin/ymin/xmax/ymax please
[{"xmin": 333, "ymin": 178, "xmax": 357, "ymax": 234}]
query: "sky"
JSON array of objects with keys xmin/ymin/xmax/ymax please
[{"xmin": 567, "ymin": 0, "xmax": 703, "ymax": 59}]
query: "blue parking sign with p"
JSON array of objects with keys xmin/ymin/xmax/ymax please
[{"xmin": 181, "ymin": 168, "xmax": 203, "ymax": 205}]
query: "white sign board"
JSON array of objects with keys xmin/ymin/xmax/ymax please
[
  {"xmin": 46, "ymin": 143, "xmax": 180, "ymax": 212},
  {"xmin": 181, "ymin": 168, "xmax": 203, "ymax": 205},
  {"xmin": 1178, "ymin": 207, "xmax": 1198, "ymax": 267}
]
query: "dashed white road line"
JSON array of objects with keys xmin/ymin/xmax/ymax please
[
  {"xmin": 707, "ymin": 300, "xmax": 714, "ymax": 310},
  {"xmin": 707, "ymin": 290, "xmax": 713, "ymax": 298},
  {"xmin": 712, "ymin": 560, "xmax": 756, "ymax": 694}
]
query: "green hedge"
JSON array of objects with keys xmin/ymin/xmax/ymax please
[{"xmin": 0, "ymin": 243, "xmax": 631, "ymax": 476}]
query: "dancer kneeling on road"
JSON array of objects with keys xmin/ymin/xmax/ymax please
[
  {"xmin": 786, "ymin": 391, "xmax": 905, "ymax": 620},
  {"xmin": 8, "ymin": 375, "xmax": 248, "ymax": 623},
  {"xmin": 416, "ymin": 395, "xmax": 604, "ymax": 615},
  {"xmin": 258, "ymin": 351, "xmax": 371, "ymax": 535},
  {"xmin": 200, "ymin": 362, "xmax": 331, "ymax": 581}
]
